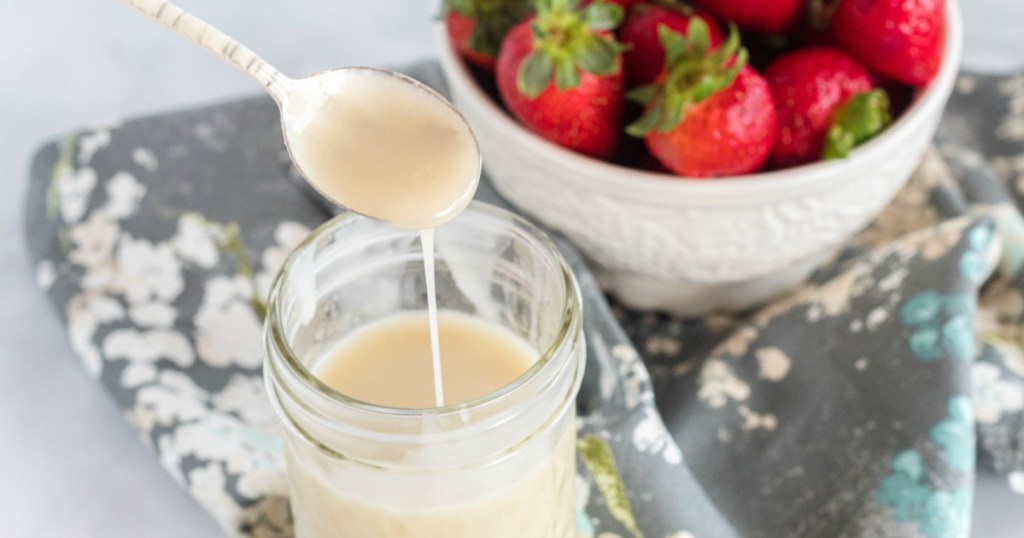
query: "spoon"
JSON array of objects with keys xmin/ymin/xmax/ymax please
[{"xmin": 122, "ymin": 0, "xmax": 482, "ymax": 230}]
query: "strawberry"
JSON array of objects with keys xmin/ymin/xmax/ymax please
[
  {"xmin": 764, "ymin": 47, "xmax": 891, "ymax": 167},
  {"xmin": 832, "ymin": 0, "xmax": 945, "ymax": 87},
  {"xmin": 496, "ymin": 0, "xmax": 626, "ymax": 158},
  {"xmin": 690, "ymin": 0, "xmax": 805, "ymax": 33},
  {"xmin": 627, "ymin": 21, "xmax": 777, "ymax": 177},
  {"xmin": 618, "ymin": 3, "xmax": 724, "ymax": 88},
  {"xmin": 443, "ymin": 0, "xmax": 534, "ymax": 71}
]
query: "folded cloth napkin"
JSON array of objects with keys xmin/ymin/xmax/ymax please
[{"xmin": 23, "ymin": 62, "xmax": 1024, "ymax": 538}]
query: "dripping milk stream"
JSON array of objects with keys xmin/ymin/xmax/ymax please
[{"xmin": 421, "ymin": 229, "xmax": 445, "ymax": 407}]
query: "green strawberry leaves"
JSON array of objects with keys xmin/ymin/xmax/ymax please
[
  {"xmin": 443, "ymin": 0, "xmax": 535, "ymax": 58},
  {"xmin": 577, "ymin": 34, "xmax": 623, "ymax": 75},
  {"xmin": 444, "ymin": 0, "xmax": 478, "ymax": 16},
  {"xmin": 555, "ymin": 56, "xmax": 582, "ymax": 89},
  {"xmin": 626, "ymin": 19, "xmax": 747, "ymax": 137},
  {"xmin": 536, "ymin": 0, "xmax": 580, "ymax": 13},
  {"xmin": 664, "ymin": 17, "xmax": 711, "ymax": 61},
  {"xmin": 515, "ymin": 0, "xmax": 626, "ymax": 98},
  {"xmin": 518, "ymin": 51, "xmax": 555, "ymax": 96},
  {"xmin": 824, "ymin": 89, "xmax": 892, "ymax": 159},
  {"xmin": 580, "ymin": 1, "xmax": 622, "ymax": 30}
]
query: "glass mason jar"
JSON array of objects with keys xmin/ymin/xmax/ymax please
[{"xmin": 264, "ymin": 202, "xmax": 585, "ymax": 538}]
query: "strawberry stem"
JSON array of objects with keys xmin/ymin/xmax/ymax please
[
  {"xmin": 626, "ymin": 19, "xmax": 747, "ymax": 137},
  {"xmin": 443, "ymin": 0, "xmax": 535, "ymax": 57},
  {"xmin": 823, "ymin": 89, "xmax": 892, "ymax": 160},
  {"xmin": 515, "ymin": 0, "xmax": 625, "ymax": 98}
]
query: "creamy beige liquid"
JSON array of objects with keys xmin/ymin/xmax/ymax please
[
  {"xmin": 285, "ymin": 421, "xmax": 577, "ymax": 538},
  {"xmin": 283, "ymin": 69, "xmax": 481, "ymax": 231},
  {"xmin": 313, "ymin": 311, "xmax": 536, "ymax": 408},
  {"xmin": 291, "ymin": 312, "xmax": 576, "ymax": 537}
]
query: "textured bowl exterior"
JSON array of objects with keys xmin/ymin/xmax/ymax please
[{"xmin": 436, "ymin": 1, "xmax": 963, "ymax": 315}]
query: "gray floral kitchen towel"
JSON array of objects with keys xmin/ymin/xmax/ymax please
[{"xmin": 22, "ymin": 62, "xmax": 1024, "ymax": 538}]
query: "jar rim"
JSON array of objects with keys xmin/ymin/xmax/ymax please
[{"xmin": 265, "ymin": 201, "xmax": 582, "ymax": 418}]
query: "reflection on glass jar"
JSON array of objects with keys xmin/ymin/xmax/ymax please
[{"xmin": 264, "ymin": 203, "xmax": 585, "ymax": 538}]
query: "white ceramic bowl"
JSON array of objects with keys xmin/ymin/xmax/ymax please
[{"xmin": 436, "ymin": 1, "xmax": 963, "ymax": 316}]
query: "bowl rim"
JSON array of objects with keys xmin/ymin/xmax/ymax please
[{"xmin": 435, "ymin": 0, "xmax": 964, "ymax": 201}]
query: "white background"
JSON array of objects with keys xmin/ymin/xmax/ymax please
[{"xmin": 1, "ymin": 1, "xmax": 1021, "ymax": 536}]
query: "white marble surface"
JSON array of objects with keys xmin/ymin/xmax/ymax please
[{"xmin": 0, "ymin": 1, "xmax": 1021, "ymax": 536}]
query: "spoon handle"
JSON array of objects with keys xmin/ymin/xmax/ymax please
[{"xmin": 122, "ymin": 0, "xmax": 292, "ymax": 102}]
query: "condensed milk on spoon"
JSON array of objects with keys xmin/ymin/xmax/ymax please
[{"xmin": 282, "ymin": 68, "xmax": 481, "ymax": 231}]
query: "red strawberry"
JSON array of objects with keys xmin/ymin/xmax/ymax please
[
  {"xmin": 627, "ymin": 22, "xmax": 777, "ymax": 177},
  {"xmin": 496, "ymin": 1, "xmax": 626, "ymax": 158},
  {"xmin": 443, "ymin": 0, "xmax": 534, "ymax": 71},
  {"xmin": 832, "ymin": 0, "xmax": 945, "ymax": 87},
  {"xmin": 765, "ymin": 47, "xmax": 891, "ymax": 167},
  {"xmin": 619, "ymin": 3, "xmax": 724, "ymax": 88},
  {"xmin": 691, "ymin": 0, "xmax": 805, "ymax": 33}
]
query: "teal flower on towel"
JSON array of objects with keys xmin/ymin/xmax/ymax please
[
  {"xmin": 959, "ymin": 250, "xmax": 987, "ymax": 282},
  {"xmin": 959, "ymin": 224, "xmax": 994, "ymax": 283},
  {"xmin": 920, "ymin": 488, "xmax": 972, "ymax": 538},
  {"xmin": 940, "ymin": 316, "xmax": 974, "ymax": 362},
  {"xmin": 891, "ymin": 448, "xmax": 925, "ymax": 478},
  {"xmin": 930, "ymin": 397, "xmax": 975, "ymax": 472},
  {"xmin": 941, "ymin": 294, "xmax": 974, "ymax": 316},
  {"xmin": 875, "ymin": 450, "xmax": 930, "ymax": 522},
  {"xmin": 901, "ymin": 291, "xmax": 942, "ymax": 327},
  {"xmin": 909, "ymin": 326, "xmax": 943, "ymax": 362},
  {"xmin": 901, "ymin": 292, "xmax": 975, "ymax": 362},
  {"xmin": 967, "ymin": 225, "xmax": 992, "ymax": 251},
  {"xmin": 876, "ymin": 397, "xmax": 974, "ymax": 538}
]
